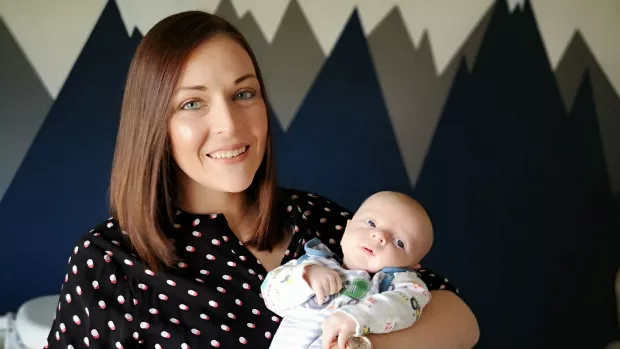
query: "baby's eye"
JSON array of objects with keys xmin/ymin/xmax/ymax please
[
  {"xmin": 365, "ymin": 219, "xmax": 376, "ymax": 228},
  {"xmin": 393, "ymin": 239, "xmax": 405, "ymax": 249},
  {"xmin": 181, "ymin": 100, "xmax": 202, "ymax": 110},
  {"xmin": 234, "ymin": 90, "xmax": 255, "ymax": 100}
]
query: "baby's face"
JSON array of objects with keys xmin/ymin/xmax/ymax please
[{"xmin": 340, "ymin": 192, "xmax": 433, "ymax": 274}]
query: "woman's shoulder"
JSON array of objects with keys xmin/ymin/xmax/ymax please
[
  {"xmin": 66, "ymin": 217, "xmax": 139, "ymax": 276},
  {"xmin": 277, "ymin": 187, "xmax": 353, "ymax": 216},
  {"xmin": 277, "ymin": 188, "xmax": 352, "ymax": 252}
]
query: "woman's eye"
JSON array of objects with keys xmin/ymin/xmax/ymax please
[
  {"xmin": 181, "ymin": 100, "xmax": 202, "ymax": 110},
  {"xmin": 234, "ymin": 90, "xmax": 255, "ymax": 100},
  {"xmin": 393, "ymin": 239, "xmax": 405, "ymax": 249},
  {"xmin": 365, "ymin": 219, "xmax": 376, "ymax": 228}
]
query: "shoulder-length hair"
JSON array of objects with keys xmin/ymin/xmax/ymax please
[{"xmin": 109, "ymin": 11, "xmax": 278, "ymax": 270}]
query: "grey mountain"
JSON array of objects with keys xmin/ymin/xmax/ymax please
[
  {"xmin": 0, "ymin": 18, "xmax": 53, "ymax": 202},
  {"xmin": 556, "ymin": 31, "xmax": 620, "ymax": 193},
  {"xmin": 368, "ymin": 5, "xmax": 492, "ymax": 186},
  {"xmin": 215, "ymin": 0, "xmax": 269, "ymax": 63},
  {"xmin": 216, "ymin": 0, "xmax": 324, "ymax": 130},
  {"xmin": 259, "ymin": 0, "xmax": 324, "ymax": 130}
]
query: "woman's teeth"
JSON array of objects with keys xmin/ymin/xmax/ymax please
[{"xmin": 208, "ymin": 146, "xmax": 247, "ymax": 159}]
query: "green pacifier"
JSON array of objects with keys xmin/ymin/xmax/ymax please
[{"xmin": 340, "ymin": 278, "xmax": 370, "ymax": 299}]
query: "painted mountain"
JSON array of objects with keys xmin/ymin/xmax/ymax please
[
  {"xmin": 0, "ymin": 19, "xmax": 53, "ymax": 201},
  {"xmin": 555, "ymin": 31, "xmax": 620, "ymax": 195},
  {"xmin": 367, "ymin": 5, "xmax": 492, "ymax": 186},
  {"xmin": 276, "ymin": 10, "xmax": 411, "ymax": 212},
  {"xmin": 415, "ymin": 1, "xmax": 618, "ymax": 347},
  {"xmin": 0, "ymin": 1, "xmax": 142, "ymax": 313},
  {"xmin": 215, "ymin": 0, "xmax": 324, "ymax": 131}
]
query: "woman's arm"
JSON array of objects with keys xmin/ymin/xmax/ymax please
[
  {"xmin": 46, "ymin": 234, "xmax": 140, "ymax": 348},
  {"xmin": 365, "ymin": 290, "xmax": 480, "ymax": 349}
]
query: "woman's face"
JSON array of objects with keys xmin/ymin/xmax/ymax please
[{"xmin": 169, "ymin": 35, "xmax": 268, "ymax": 195}]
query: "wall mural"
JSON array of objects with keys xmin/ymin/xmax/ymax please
[{"xmin": 0, "ymin": 0, "xmax": 619, "ymax": 347}]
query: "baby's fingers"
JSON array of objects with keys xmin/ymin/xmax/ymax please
[{"xmin": 314, "ymin": 283, "xmax": 326, "ymax": 306}]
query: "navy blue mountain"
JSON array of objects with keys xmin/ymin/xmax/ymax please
[
  {"xmin": 415, "ymin": 1, "xmax": 618, "ymax": 347},
  {"xmin": 0, "ymin": 1, "xmax": 142, "ymax": 313},
  {"xmin": 276, "ymin": 10, "xmax": 411, "ymax": 211}
]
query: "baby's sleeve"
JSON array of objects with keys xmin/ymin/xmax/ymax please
[
  {"xmin": 260, "ymin": 258, "xmax": 322, "ymax": 317},
  {"xmin": 334, "ymin": 271, "xmax": 431, "ymax": 335}
]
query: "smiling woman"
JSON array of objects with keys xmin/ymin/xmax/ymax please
[{"xmin": 44, "ymin": 11, "xmax": 479, "ymax": 349}]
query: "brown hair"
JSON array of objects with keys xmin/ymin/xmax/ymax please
[{"xmin": 109, "ymin": 11, "xmax": 278, "ymax": 270}]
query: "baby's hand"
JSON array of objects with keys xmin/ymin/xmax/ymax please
[
  {"xmin": 304, "ymin": 265, "xmax": 342, "ymax": 305},
  {"xmin": 322, "ymin": 312, "xmax": 357, "ymax": 349}
]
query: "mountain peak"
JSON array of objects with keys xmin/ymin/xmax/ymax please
[
  {"xmin": 262, "ymin": 0, "xmax": 324, "ymax": 131},
  {"xmin": 278, "ymin": 8, "xmax": 411, "ymax": 211},
  {"xmin": 0, "ymin": 0, "xmax": 140, "ymax": 313}
]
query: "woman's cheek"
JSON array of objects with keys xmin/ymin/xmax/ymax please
[{"xmin": 178, "ymin": 124, "xmax": 194, "ymax": 141}]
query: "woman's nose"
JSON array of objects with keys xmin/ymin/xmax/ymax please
[{"xmin": 211, "ymin": 97, "xmax": 240, "ymax": 134}]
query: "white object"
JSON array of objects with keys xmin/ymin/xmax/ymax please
[{"xmin": 4, "ymin": 295, "xmax": 59, "ymax": 349}]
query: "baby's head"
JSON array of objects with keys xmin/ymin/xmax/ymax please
[{"xmin": 340, "ymin": 191, "xmax": 433, "ymax": 273}]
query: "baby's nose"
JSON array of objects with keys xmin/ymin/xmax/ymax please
[{"xmin": 371, "ymin": 231, "xmax": 387, "ymax": 245}]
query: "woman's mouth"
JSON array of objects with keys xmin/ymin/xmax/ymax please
[{"xmin": 207, "ymin": 145, "xmax": 248, "ymax": 159}]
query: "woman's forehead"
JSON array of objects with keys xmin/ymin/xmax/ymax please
[{"xmin": 178, "ymin": 35, "xmax": 256, "ymax": 87}]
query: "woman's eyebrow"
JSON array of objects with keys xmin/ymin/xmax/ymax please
[
  {"xmin": 176, "ymin": 85, "xmax": 207, "ymax": 92},
  {"xmin": 235, "ymin": 74, "xmax": 257, "ymax": 84}
]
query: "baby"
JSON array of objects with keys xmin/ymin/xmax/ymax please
[{"xmin": 261, "ymin": 191, "xmax": 434, "ymax": 349}]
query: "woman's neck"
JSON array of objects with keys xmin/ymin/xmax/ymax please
[{"xmin": 175, "ymin": 173, "xmax": 255, "ymax": 241}]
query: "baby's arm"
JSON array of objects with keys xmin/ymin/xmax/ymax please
[
  {"xmin": 260, "ymin": 258, "xmax": 326, "ymax": 317},
  {"xmin": 336, "ymin": 271, "xmax": 431, "ymax": 335}
]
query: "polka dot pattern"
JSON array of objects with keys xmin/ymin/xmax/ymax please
[{"xmin": 45, "ymin": 188, "xmax": 457, "ymax": 348}]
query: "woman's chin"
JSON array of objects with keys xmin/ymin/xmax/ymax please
[{"xmin": 212, "ymin": 175, "xmax": 256, "ymax": 194}]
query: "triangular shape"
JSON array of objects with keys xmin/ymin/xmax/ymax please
[
  {"xmin": 0, "ymin": 0, "xmax": 107, "ymax": 98},
  {"xmin": 461, "ymin": 4, "xmax": 493, "ymax": 71},
  {"xmin": 215, "ymin": 0, "xmax": 243, "ymax": 29},
  {"xmin": 263, "ymin": 0, "xmax": 325, "ymax": 130},
  {"xmin": 0, "ymin": 19, "xmax": 53, "ymax": 202},
  {"xmin": 415, "ymin": 2, "xmax": 607, "ymax": 345},
  {"xmin": 414, "ymin": 59, "xmax": 482, "ymax": 300},
  {"xmin": 546, "ymin": 72, "xmax": 618, "ymax": 347},
  {"xmin": 368, "ymin": 12, "xmax": 444, "ymax": 187},
  {"xmin": 0, "ymin": 0, "xmax": 142, "ymax": 313},
  {"xmin": 556, "ymin": 31, "xmax": 620, "ymax": 193},
  {"xmin": 276, "ymin": 10, "xmax": 410, "ymax": 211},
  {"xmin": 556, "ymin": 31, "xmax": 594, "ymax": 110},
  {"xmin": 237, "ymin": 13, "xmax": 270, "ymax": 71},
  {"xmin": 215, "ymin": 0, "xmax": 269, "ymax": 86},
  {"xmin": 368, "ymin": 5, "xmax": 493, "ymax": 186},
  {"xmin": 230, "ymin": 0, "xmax": 288, "ymax": 42}
]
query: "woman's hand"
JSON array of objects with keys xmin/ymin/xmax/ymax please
[
  {"xmin": 321, "ymin": 312, "xmax": 357, "ymax": 349},
  {"xmin": 304, "ymin": 265, "xmax": 343, "ymax": 305}
]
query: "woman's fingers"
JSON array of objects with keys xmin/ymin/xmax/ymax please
[
  {"xmin": 337, "ymin": 330, "xmax": 349, "ymax": 349},
  {"xmin": 322, "ymin": 324, "xmax": 337, "ymax": 349}
]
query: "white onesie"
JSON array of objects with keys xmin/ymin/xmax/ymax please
[{"xmin": 261, "ymin": 238, "xmax": 431, "ymax": 349}]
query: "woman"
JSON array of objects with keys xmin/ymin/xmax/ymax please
[{"xmin": 45, "ymin": 11, "xmax": 479, "ymax": 349}]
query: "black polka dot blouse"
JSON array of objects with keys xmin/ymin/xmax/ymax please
[{"xmin": 45, "ymin": 188, "xmax": 457, "ymax": 349}]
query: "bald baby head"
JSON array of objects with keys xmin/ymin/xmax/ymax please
[{"xmin": 340, "ymin": 191, "xmax": 434, "ymax": 273}]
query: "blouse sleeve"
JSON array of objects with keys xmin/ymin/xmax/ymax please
[
  {"xmin": 294, "ymin": 190, "xmax": 460, "ymax": 295},
  {"xmin": 45, "ymin": 233, "xmax": 140, "ymax": 349}
]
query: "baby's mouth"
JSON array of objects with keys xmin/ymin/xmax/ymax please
[{"xmin": 361, "ymin": 246, "xmax": 374, "ymax": 255}]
